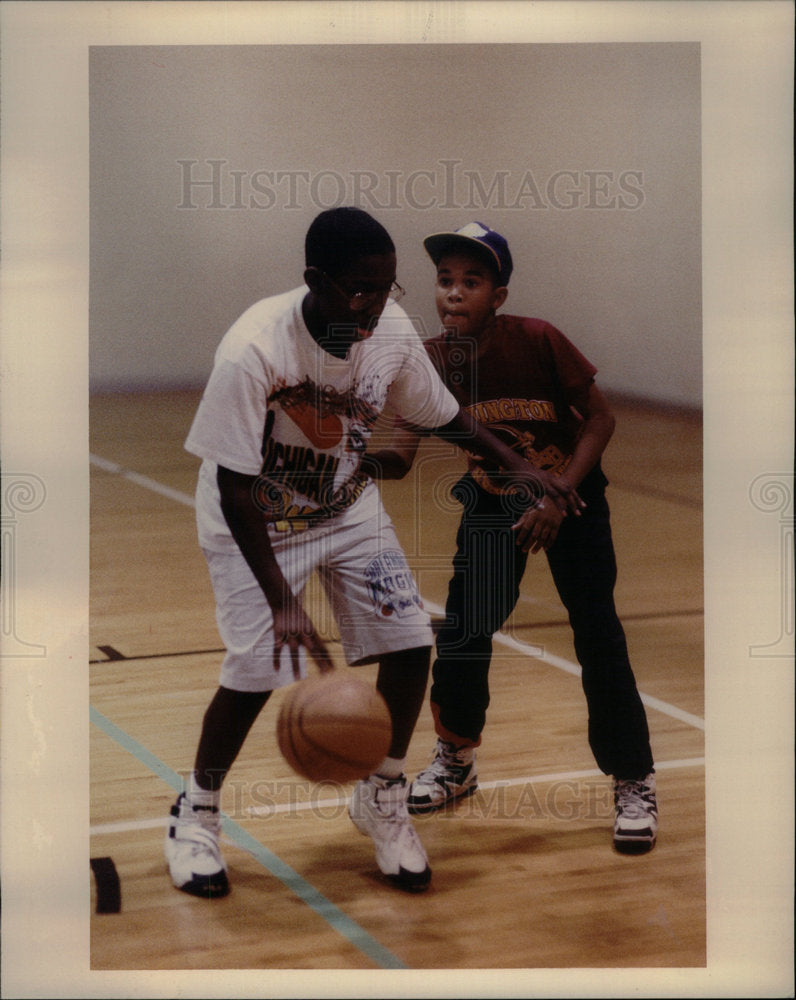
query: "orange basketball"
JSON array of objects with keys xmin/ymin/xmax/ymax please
[{"xmin": 276, "ymin": 670, "xmax": 393, "ymax": 783}]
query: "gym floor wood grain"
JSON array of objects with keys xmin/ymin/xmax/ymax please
[{"xmin": 89, "ymin": 389, "xmax": 705, "ymax": 971}]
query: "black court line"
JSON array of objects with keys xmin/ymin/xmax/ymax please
[
  {"xmin": 96, "ymin": 645, "xmax": 126, "ymax": 661},
  {"xmin": 90, "ymin": 618, "xmax": 443, "ymax": 664},
  {"xmin": 91, "ymin": 607, "xmax": 703, "ymax": 666},
  {"xmin": 91, "ymin": 645, "xmax": 226, "ymax": 665}
]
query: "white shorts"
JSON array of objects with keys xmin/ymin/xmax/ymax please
[{"xmin": 202, "ymin": 498, "xmax": 433, "ymax": 692}]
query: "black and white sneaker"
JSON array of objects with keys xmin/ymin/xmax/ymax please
[
  {"xmin": 349, "ymin": 774, "xmax": 431, "ymax": 892},
  {"xmin": 165, "ymin": 792, "xmax": 230, "ymax": 898},
  {"xmin": 407, "ymin": 739, "xmax": 478, "ymax": 815},
  {"xmin": 613, "ymin": 773, "xmax": 658, "ymax": 853}
]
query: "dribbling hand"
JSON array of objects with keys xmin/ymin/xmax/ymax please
[{"xmin": 272, "ymin": 601, "xmax": 335, "ymax": 678}]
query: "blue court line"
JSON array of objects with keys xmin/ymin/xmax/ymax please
[{"xmin": 89, "ymin": 704, "xmax": 408, "ymax": 970}]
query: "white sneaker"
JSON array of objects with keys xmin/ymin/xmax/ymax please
[
  {"xmin": 613, "ymin": 772, "xmax": 658, "ymax": 853},
  {"xmin": 165, "ymin": 792, "xmax": 230, "ymax": 897},
  {"xmin": 407, "ymin": 739, "xmax": 478, "ymax": 815},
  {"xmin": 349, "ymin": 775, "xmax": 431, "ymax": 892}
]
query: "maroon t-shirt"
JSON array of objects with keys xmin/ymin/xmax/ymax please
[{"xmin": 424, "ymin": 314, "xmax": 597, "ymax": 494}]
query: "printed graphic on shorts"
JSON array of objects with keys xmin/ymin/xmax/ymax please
[{"xmin": 365, "ymin": 549, "xmax": 424, "ymax": 618}]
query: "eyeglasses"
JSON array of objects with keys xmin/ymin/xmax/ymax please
[{"xmin": 322, "ymin": 272, "xmax": 405, "ymax": 308}]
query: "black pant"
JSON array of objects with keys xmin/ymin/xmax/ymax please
[{"xmin": 430, "ymin": 469, "xmax": 654, "ymax": 779}]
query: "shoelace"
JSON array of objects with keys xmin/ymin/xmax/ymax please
[
  {"xmin": 422, "ymin": 749, "xmax": 470, "ymax": 781},
  {"xmin": 175, "ymin": 801, "xmax": 221, "ymax": 841},
  {"xmin": 615, "ymin": 781, "xmax": 653, "ymax": 818},
  {"xmin": 174, "ymin": 820, "xmax": 223, "ymax": 859},
  {"xmin": 372, "ymin": 788, "xmax": 422, "ymax": 854},
  {"xmin": 372, "ymin": 782, "xmax": 409, "ymax": 820}
]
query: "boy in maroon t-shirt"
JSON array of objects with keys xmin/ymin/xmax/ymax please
[{"xmin": 364, "ymin": 222, "xmax": 657, "ymax": 853}]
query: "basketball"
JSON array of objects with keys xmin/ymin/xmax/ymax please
[{"xmin": 276, "ymin": 670, "xmax": 393, "ymax": 783}]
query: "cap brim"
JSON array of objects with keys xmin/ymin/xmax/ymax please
[{"xmin": 423, "ymin": 232, "xmax": 503, "ymax": 275}]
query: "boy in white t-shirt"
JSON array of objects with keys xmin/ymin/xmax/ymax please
[{"xmin": 166, "ymin": 207, "xmax": 581, "ymax": 897}]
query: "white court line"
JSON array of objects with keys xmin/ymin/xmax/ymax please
[
  {"xmin": 244, "ymin": 756, "xmax": 705, "ymax": 819},
  {"xmin": 90, "ymin": 453, "xmax": 197, "ymax": 507},
  {"xmin": 90, "ymin": 453, "xmax": 706, "ymax": 731},
  {"xmin": 90, "ymin": 457, "xmax": 705, "ymax": 724},
  {"xmin": 90, "ymin": 756, "xmax": 705, "ymax": 835},
  {"xmin": 422, "ymin": 599, "xmax": 706, "ymax": 731}
]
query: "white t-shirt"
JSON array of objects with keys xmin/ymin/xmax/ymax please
[{"xmin": 186, "ymin": 285, "xmax": 459, "ymax": 551}]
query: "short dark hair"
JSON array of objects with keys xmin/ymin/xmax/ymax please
[{"xmin": 305, "ymin": 207, "xmax": 395, "ymax": 275}]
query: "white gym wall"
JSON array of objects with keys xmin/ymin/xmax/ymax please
[{"xmin": 89, "ymin": 43, "xmax": 701, "ymax": 407}]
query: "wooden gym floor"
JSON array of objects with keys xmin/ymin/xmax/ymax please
[{"xmin": 89, "ymin": 388, "xmax": 705, "ymax": 973}]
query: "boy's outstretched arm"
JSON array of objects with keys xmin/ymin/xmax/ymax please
[
  {"xmin": 433, "ymin": 407, "xmax": 584, "ymax": 514},
  {"xmin": 361, "ymin": 408, "xmax": 584, "ymax": 513},
  {"xmin": 359, "ymin": 419, "xmax": 423, "ymax": 481}
]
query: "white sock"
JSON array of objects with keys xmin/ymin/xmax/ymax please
[
  {"xmin": 188, "ymin": 771, "xmax": 221, "ymax": 810},
  {"xmin": 374, "ymin": 756, "xmax": 405, "ymax": 780}
]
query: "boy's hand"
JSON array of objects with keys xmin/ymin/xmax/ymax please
[
  {"xmin": 511, "ymin": 501, "xmax": 566, "ymax": 553},
  {"xmin": 272, "ymin": 601, "xmax": 336, "ymax": 677},
  {"xmin": 528, "ymin": 470, "xmax": 584, "ymax": 516}
]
